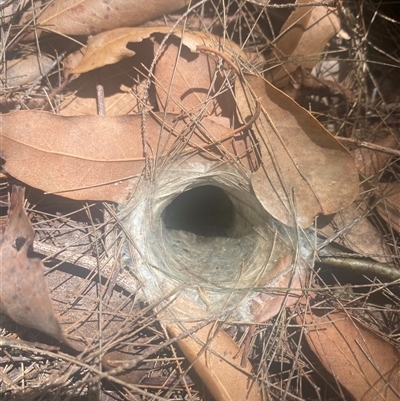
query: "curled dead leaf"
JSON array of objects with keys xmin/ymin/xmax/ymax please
[
  {"xmin": 0, "ymin": 186, "xmax": 82, "ymax": 350},
  {"xmin": 72, "ymin": 26, "xmax": 244, "ymax": 76}
]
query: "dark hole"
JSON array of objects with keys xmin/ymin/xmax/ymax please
[
  {"xmin": 13, "ymin": 237, "xmax": 27, "ymax": 251},
  {"xmin": 162, "ymin": 185, "xmax": 234, "ymax": 237}
]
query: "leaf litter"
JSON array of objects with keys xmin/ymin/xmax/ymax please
[
  {"xmin": 235, "ymin": 72, "xmax": 359, "ymax": 228},
  {"xmin": 0, "ymin": 186, "xmax": 82, "ymax": 351},
  {"xmin": 297, "ymin": 310, "xmax": 400, "ymax": 401},
  {"xmin": 265, "ymin": 0, "xmax": 341, "ymax": 89},
  {"xmin": 36, "ymin": 0, "xmax": 190, "ymax": 37},
  {"xmin": 0, "ymin": 1, "xmax": 399, "ymax": 400}
]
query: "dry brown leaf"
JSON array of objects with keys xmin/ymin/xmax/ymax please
[
  {"xmin": 298, "ymin": 311, "xmax": 400, "ymax": 401},
  {"xmin": 0, "ymin": 186, "xmax": 82, "ymax": 350},
  {"xmin": 153, "ymin": 34, "xmax": 236, "ymax": 116},
  {"xmin": 320, "ymin": 199, "xmax": 392, "ymax": 263},
  {"xmin": 0, "ymin": 111, "xmax": 147, "ymax": 202},
  {"xmin": 235, "ymin": 73, "xmax": 359, "ymax": 228},
  {"xmin": 320, "ymin": 131, "xmax": 399, "ymax": 262},
  {"xmin": 168, "ymin": 322, "xmax": 261, "ymax": 401},
  {"xmin": 266, "ymin": 0, "xmax": 340, "ymax": 88},
  {"xmin": 1, "ymin": 54, "xmax": 54, "ymax": 87},
  {"xmin": 0, "ymin": 111, "xmax": 255, "ymax": 201},
  {"xmin": 376, "ymin": 182, "xmax": 400, "ymax": 233},
  {"xmin": 37, "ymin": 0, "xmax": 190, "ymax": 36},
  {"xmin": 72, "ymin": 26, "xmax": 244, "ymax": 76},
  {"xmin": 70, "ymin": 27, "xmax": 241, "ymax": 117},
  {"xmin": 71, "ymin": 26, "xmax": 171, "ymax": 75}
]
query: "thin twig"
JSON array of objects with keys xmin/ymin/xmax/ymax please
[
  {"xmin": 187, "ymin": 100, "xmax": 261, "ymax": 153},
  {"xmin": 34, "ymin": 241, "xmax": 139, "ymax": 294},
  {"xmin": 317, "ymin": 256, "xmax": 400, "ymax": 281},
  {"xmin": 197, "ymin": 45, "xmax": 241, "ymax": 75},
  {"xmin": 338, "ymin": 137, "xmax": 400, "ymax": 158},
  {"xmin": 248, "ymin": 1, "xmax": 337, "ymax": 7},
  {"xmin": 96, "ymin": 84, "xmax": 106, "ymax": 117}
]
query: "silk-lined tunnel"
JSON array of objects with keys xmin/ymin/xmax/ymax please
[
  {"xmin": 126, "ymin": 165, "xmax": 310, "ymax": 321},
  {"xmin": 162, "ymin": 185, "xmax": 235, "ymax": 237}
]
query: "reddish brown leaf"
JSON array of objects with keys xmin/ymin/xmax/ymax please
[
  {"xmin": 298, "ymin": 311, "xmax": 400, "ymax": 401},
  {"xmin": 37, "ymin": 0, "xmax": 190, "ymax": 36},
  {"xmin": 235, "ymin": 73, "xmax": 359, "ymax": 228},
  {"xmin": 0, "ymin": 111, "xmax": 255, "ymax": 201},
  {"xmin": 167, "ymin": 322, "xmax": 261, "ymax": 401},
  {"xmin": 0, "ymin": 186, "xmax": 81, "ymax": 350}
]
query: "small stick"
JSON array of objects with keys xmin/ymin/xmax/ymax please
[
  {"xmin": 337, "ymin": 137, "xmax": 400, "ymax": 158},
  {"xmin": 197, "ymin": 45, "xmax": 241, "ymax": 75},
  {"xmin": 248, "ymin": 1, "xmax": 336, "ymax": 7},
  {"xmin": 318, "ymin": 256, "xmax": 400, "ymax": 282},
  {"xmin": 93, "ymin": 80, "xmax": 122, "ymax": 304},
  {"xmin": 95, "ymin": 70, "xmax": 106, "ymax": 117},
  {"xmin": 96, "ymin": 84, "xmax": 106, "ymax": 117}
]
